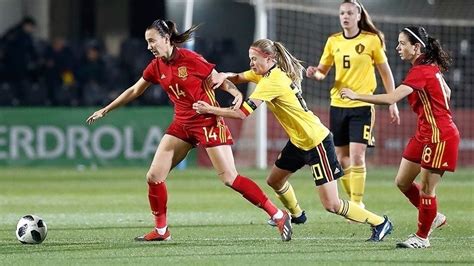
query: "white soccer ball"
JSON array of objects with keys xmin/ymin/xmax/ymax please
[{"xmin": 16, "ymin": 215, "xmax": 48, "ymax": 244}]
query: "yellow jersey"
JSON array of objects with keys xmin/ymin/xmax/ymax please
[
  {"xmin": 319, "ymin": 30, "xmax": 387, "ymax": 108},
  {"xmin": 244, "ymin": 67, "xmax": 330, "ymax": 150}
]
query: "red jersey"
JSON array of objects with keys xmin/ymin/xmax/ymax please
[
  {"xmin": 402, "ymin": 61, "xmax": 459, "ymax": 143},
  {"xmin": 143, "ymin": 47, "xmax": 219, "ymax": 126}
]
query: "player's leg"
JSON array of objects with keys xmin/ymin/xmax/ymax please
[
  {"xmin": 417, "ymin": 169, "xmax": 442, "ymax": 239},
  {"xmin": 396, "ymin": 168, "xmax": 441, "ymax": 248},
  {"xmin": 206, "ymin": 144, "xmax": 292, "ymax": 241},
  {"xmin": 266, "ymin": 166, "xmax": 306, "ymax": 225},
  {"xmin": 206, "ymin": 144, "xmax": 279, "ymax": 217},
  {"xmin": 335, "ymin": 146, "xmax": 352, "ymax": 199},
  {"xmin": 330, "ymin": 106, "xmax": 351, "ymax": 199},
  {"xmin": 395, "ymin": 158, "xmax": 421, "ymax": 207},
  {"xmin": 348, "ymin": 142, "xmax": 367, "ymax": 207},
  {"xmin": 267, "ymin": 141, "xmax": 306, "ymax": 224},
  {"xmin": 397, "ymin": 136, "xmax": 459, "ymax": 248},
  {"xmin": 347, "ymin": 106, "xmax": 374, "ymax": 208},
  {"xmin": 312, "ymin": 134, "xmax": 392, "ymax": 241},
  {"xmin": 135, "ymin": 134, "xmax": 193, "ymax": 241}
]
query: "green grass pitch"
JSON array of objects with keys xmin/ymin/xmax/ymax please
[{"xmin": 0, "ymin": 167, "xmax": 472, "ymax": 265}]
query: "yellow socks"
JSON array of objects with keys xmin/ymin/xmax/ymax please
[
  {"xmin": 340, "ymin": 167, "xmax": 352, "ymax": 199},
  {"xmin": 275, "ymin": 182, "xmax": 303, "ymax": 217},
  {"xmin": 337, "ymin": 199, "xmax": 384, "ymax": 225},
  {"xmin": 350, "ymin": 165, "xmax": 366, "ymax": 206}
]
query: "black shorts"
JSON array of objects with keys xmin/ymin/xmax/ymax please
[
  {"xmin": 330, "ymin": 106, "xmax": 375, "ymax": 147},
  {"xmin": 275, "ymin": 134, "xmax": 344, "ymax": 186}
]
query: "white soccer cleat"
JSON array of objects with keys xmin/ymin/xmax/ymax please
[
  {"xmin": 396, "ymin": 234, "xmax": 430, "ymax": 248},
  {"xmin": 428, "ymin": 212, "xmax": 447, "ymax": 236}
]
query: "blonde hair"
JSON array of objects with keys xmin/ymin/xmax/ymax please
[{"xmin": 251, "ymin": 39, "xmax": 304, "ymax": 85}]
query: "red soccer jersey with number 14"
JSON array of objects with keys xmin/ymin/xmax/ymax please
[
  {"xmin": 142, "ymin": 47, "xmax": 219, "ymax": 126},
  {"xmin": 402, "ymin": 62, "xmax": 459, "ymax": 143}
]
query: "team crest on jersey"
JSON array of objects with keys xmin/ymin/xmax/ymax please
[
  {"xmin": 178, "ymin": 66, "xmax": 188, "ymax": 79},
  {"xmin": 355, "ymin": 43, "xmax": 365, "ymax": 54}
]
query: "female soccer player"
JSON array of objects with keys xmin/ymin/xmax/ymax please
[
  {"xmin": 341, "ymin": 26, "xmax": 459, "ymax": 248},
  {"xmin": 194, "ymin": 38, "xmax": 393, "ymax": 242},
  {"xmin": 306, "ymin": 0, "xmax": 400, "ymax": 208},
  {"xmin": 86, "ymin": 19, "xmax": 292, "ymax": 242}
]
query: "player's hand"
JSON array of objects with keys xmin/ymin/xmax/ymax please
[
  {"xmin": 389, "ymin": 104, "xmax": 401, "ymax": 125},
  {"xmin": 86, "ymin": 108, "xmax": 108, "ymax": 125},
  {"xmin": 340, "ymin": 88, "xmax": 357, "ymax": 100},
  {"xmin": 231, "ymin": 92, "xmax": 243, "ymax": 110},
  {"xmin": 306, "ymin": 66, "xmax": 325, "ymax": 80},
  {"xmin": 193, "ymin": 101, "xmax": 211, "ymax": 114},
  {"xmin": 211, "ymin": 72, "xmax": 227, "ymax": 89}
]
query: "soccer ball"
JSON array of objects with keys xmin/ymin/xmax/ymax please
[{"xmin": 16, "ymin": 215, "xmax": 48, "ymax": 244}]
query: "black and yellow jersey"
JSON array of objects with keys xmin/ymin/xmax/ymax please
[
  {"xmin": 319, "ymin": 30, "xmax": 387, "ymax": 108},
  {"xmin": 243, "ymin": 67, "xmax": 330, "ymax": 150}
]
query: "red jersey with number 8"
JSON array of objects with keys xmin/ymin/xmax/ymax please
[
  {"xmin": 143, "ymin": 47, "xmax": 219, "ymax": 126},
  {"xmin": 402, "ymin": 62, "xmax": 459, "ymax": 143}
]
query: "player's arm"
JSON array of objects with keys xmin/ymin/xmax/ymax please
[
  {"xmin": 86, "ymin": 78, "xmax": 151, "ymax": 124},
  {"xmin": 193, "ymin": 98, "xmax": 262, "ymax": 120},
  {"xmin": 341, "ymin": 85, "xmax": 413, "ymax": 105},
  {"xmin": 376, "ymin": 62, "xmax": 400, "ymax": 124},
  {"xmin": 306, "ymin": 64, "xmax": 331, "ymax": 81},
  {"xmin": 211, "ymin": 71, "xmax": 249, "ymax": 89},
  {"xmin": 440, "ymin": 75, "xmax": 451, "ymax": 100},
  {"xmin": 209, "ymin": 70, "xmax": 243, "ymax": 109}
]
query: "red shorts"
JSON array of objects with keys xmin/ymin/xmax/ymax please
[
  {"xmin": 165, "ymin": 117, "xmax": 233, "ymax": 148},
  {"xmin": 402, "ymin": 134, "xmax": 459, "ymax": 172}
]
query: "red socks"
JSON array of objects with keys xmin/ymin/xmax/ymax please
[
  {"xmin": 417, "ymin": 195, "xmax": 437, "ymax": 239},
  {"xmin": 403, "ymin": 182, "xmax": 421, "ymax": 208},
  {"xmin": 231, "ymin": 175, "xmax": 278, "ymax": 217},
  {"xmin": 148, "ymin": 181, "xmax": 167, "ymax": 228}
]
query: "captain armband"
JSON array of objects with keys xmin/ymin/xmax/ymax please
[{"xmin": 239, "ymin": 99, "xmax": 258, "ymax": 117}]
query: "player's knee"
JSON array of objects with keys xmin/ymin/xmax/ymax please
[
  {"xmin": 321, "ymin": 201, "xmax": 339, "ymax": 213},
  {"xmin": 266, "ymin": 177, "xmax": 279, "ymax": 190},
  {"xmin": 218, "ymin": 171, "xmax": 236, "ymax": 186},
  {"xmin": 351, "ymin": 155, "xmax": 365, "ymax": 166},
  {"xmin": 146, "ymin": 171, "xmax": 166, "ymax": 183},
  {"xmin": 395, "ymin": 177, "xmax": 410, "ymax": 192}
]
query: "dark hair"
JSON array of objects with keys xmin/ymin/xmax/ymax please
[
  {"xmin": 401, "ymin": 26, "xmax": 452, "ymax": 71},
  {"xmin": 342, "ymin": 0, "xmax": 385, "ymax": 49},
  {"xmin": 146, "ymin": 19, "xmax": 199, "ymax": 45},
  {"xmin": 21, "ymin": 16, "xmax": 36, "ymax": 26}
]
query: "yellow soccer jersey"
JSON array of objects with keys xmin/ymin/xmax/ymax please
[
  {"xmin": 319, "ymin": 30, "xmax": 387, "ymax": 108},
  {"xmin": 244, "ymin": 67, "xmax": 330, "ymax": 150}
]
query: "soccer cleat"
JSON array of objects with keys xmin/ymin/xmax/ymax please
[
  {"xmin": 396, "ymin": 234, "xmax": 430, "ymax": 248},
  {"xmin": 367, "ymin": 215, "xmax": 393, "ymax": 242},
  {"xmin": 428, "ymin": 212, "xmax": 447, "ymax": 236},
  {"xmin": 134, "ymin": 228, "xmax": 171, "ymax": 241},
  {"xmin": 267, "ymin": 211, "xmax": 306, "ymax": 227},
  {"xmin": 273, "ymin": 211, "xmax": 292, "ymax": 241}
]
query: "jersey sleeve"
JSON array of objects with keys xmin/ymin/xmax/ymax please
[
  {"xmin": 372, "ymin": 36, "xmax": 387, "ymax": 64},
  {"xmin": 318, "ymin": 37, "xmax": 334, "ymax": 66},
  {"xmin": 402, "ymin": 67, "xmax": 426, "ymax": 90},
  {"xmin": 243, "ymin": 70, "xmax": 262, "ymax": 84},
  {"xmin": 142, "ymin": 60, "xmax": 159, "ymax": 84},
  {"xmin": 192, "ymin": 54, "xmax": 215, "ymax": 79}
]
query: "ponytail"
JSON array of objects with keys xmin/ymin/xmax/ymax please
[
  {"xmin": 273, "ymin": 42, "xmax": 304, "ymax": 85},
  {"xmin": 147, "ymin": 19, "xmax": 199, "ymax": 45},
  {"xmin": 250, "ymin": 39, "xmax": 304, "ymax": 85}
]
